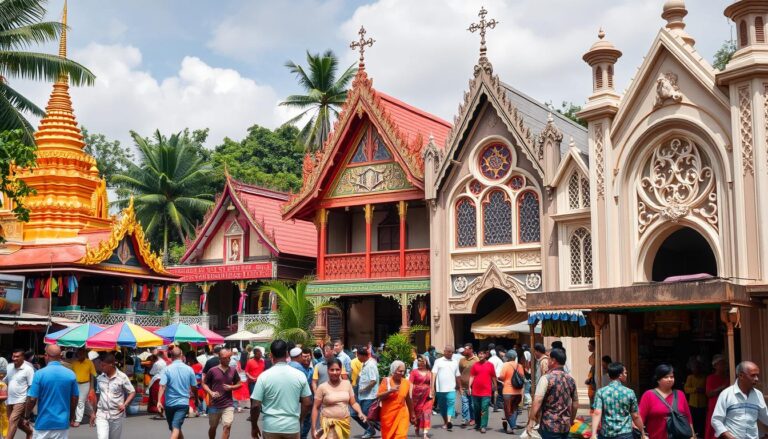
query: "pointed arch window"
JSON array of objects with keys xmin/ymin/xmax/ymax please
[
  {"xmin": 456, "ymin": 198, "xmax": 477, "ymax": 247},
  {"xmin": 740, "ymin": 20, "xmax": 749, "ymax": 47},
  {"xmin": 567, "ymin": 172, "xmax": 590, "ymax": 210},
  {"xmin": 350, "ymin": 127, "xmax": 392, "ymax": 164},
  {"xmin": 482, "ymin": 190, "xmax": 512, "ymax": 245},
  {"xmin": 569, "ymin": 227, "xmax": 593, "ymax": 286},
  {"xmin": 756, "ymin": 17, "xmax": 765, "ymax": 43},
  {"xmin": 518, "ymin": 191, "xmax": 540, "ymax": 243}
]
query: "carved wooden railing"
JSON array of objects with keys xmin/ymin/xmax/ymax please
[{"xmin": 323, "ymin": 249, "xmax": 430, "ymax": 280}]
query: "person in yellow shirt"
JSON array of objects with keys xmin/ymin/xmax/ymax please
[
  {"xmin": 350, "ymin": 348, "xmax": 363, "ymax": 398},
  {"xmin": 70, "ymin": 348, "xmax": 97, "ymax": 426},
  {"xmin": 684, "ymin": 360, "xmax": 707, "ymax": 437}
]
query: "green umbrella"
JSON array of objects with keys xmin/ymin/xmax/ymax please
[{"xmin": 154, "ymin": 322, "xmax": 208, "ymax": 344}]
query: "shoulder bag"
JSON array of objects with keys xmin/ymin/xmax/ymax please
[
  {"xmin": 652, "ymin": 390, "xmax": 693, "ymax": 439},
  {"xmin": 366, "ymin": 377, "xmax": 390, "ymax": 422}
]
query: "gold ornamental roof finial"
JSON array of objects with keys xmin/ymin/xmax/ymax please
[
  {"xmin": 350, "ymin": 26, "xmax": 375, "ymax": 70},
  {"xmin": 59, "ymin": 0, "xmax": 67, "ymax": 58},
  {"xmin": 468, "ymin": 6, "xmax": 498, "ymax": 64}
]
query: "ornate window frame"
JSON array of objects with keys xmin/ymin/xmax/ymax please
[
  {"xmin": 567, "ymin": 171, "xmax": 590, "ymax": 211},
  {"xmin": 568, "ymin": 227, "xmax": 592, "ymax": 287},
  {"xmin": 482, "ymin": 189, "xmax": 513, "ymax": 245},
  {"xmin": 517, "ymin": 190, "xmax": 541, "ymax": 243},
  {"xmin": 455, "ymin": 197, "xmax": 477, "ymax": 248}
]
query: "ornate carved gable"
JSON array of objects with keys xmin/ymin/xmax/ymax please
[
  {"xmin": 435, "ymin": 59, "xmax": 545, "ymax": 191},
  {"xmin": 611, "ymin": 29, "xmax": 729, "ymax": 141},
  {"xmin": 80, "ymin": 197, "xmax": 168, "ymax": 274},
  {"xmin": 448, "ymin": 262, "xmax": 527, "ymax": 314},
  {"xmin": 284, "ymin": 69, "xmax": 448, "ymax": 218}
]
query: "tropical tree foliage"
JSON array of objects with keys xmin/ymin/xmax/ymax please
[
  {"xmin": 0, "ymin": 129, "xmax": 35, "ymax": 230},
  {"xmin": 713, "ymin": 40, "xmax": 737, "ymax": 71},
  {"xmin": 248, "ymin": 280, "xmax": 337, "ymax": 347},
  {"xmin": 111, "ymin": 129, "xmax": 214, "ymax": 257},
  {"xmin": 211, "ymin": 124, "xmax": 303, "ymax": 192},
  {"xmin": 0, "ymin": 0, "xmax": 95, "ymax": 145},
  {"xmin": 281, "ymin": 50, "xmax": 356, "ymax": 152},
  {"xmin": 377, "ymin": 332, "xmax": 416, "ymax": 378},
  {"xmin": 545, "ymin": 101, "xmax": 586, "ymax": 127},
  {"xmin": 82, "ymin": 127, "xmax": 133, "ymax": 185}
]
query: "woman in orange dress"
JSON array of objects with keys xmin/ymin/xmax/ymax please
[{"xmin": 377, "ymin": 360, "xmax": 416, "ymax": 439}]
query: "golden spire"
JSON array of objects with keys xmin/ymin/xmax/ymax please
[{"xmin": 59, "ymin": 0, "xmax": 67, "ymax": 58}]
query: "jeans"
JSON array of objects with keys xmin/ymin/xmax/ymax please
[
  {"xmin": 471, "ymin": 396, "xmax": 490, "ymax": 429},
  {"xmin": 503, "ymin": 394, "xmax": 522, "ymax": 429},
  {"xmin": 355, "ymin": 399, "xmax": 376, "ymax": 435},
  {"xmin": 494, "ymin": 382, "xmax": 504, "ymax": 410},
  {"xmin": 538, "ymin": 430, "xmax": 569, "ymax": 439},
  {"xmin": 460, "ymin": 389, "xmax": 474, "ymax": 422},
  {"xmin": 300, "ymin": 410, "xmax": 312, "ymax": 439}
]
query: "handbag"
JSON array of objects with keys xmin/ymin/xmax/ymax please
[
  {"xmin": 366, "ymin": 377, "xmax": 391, "ymax": 422},
  {"xmin": 652, "ymin": 390, "xmax": 693, "ymax": 439},
  {"xmin": 512, "ymin": 364, "xmax": 525, "ymax": 389}
]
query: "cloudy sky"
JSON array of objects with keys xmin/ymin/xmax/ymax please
[{"xmin": 14, "ymin": 0, "xmax": 734, "ymax": 148}]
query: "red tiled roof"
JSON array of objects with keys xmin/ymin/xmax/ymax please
[
  {"xmin": 231, "ymin": 181, "xmax": 317, "ymax": 259},
  {"xmin": 377, "ymin": 92, "xmax": 451, "ymax": 150},
  {"xmin": 0, "ymin": 242, "xmax": 85, "ymax": 267}
]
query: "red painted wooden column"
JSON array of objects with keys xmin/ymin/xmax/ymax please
[
  {"xmin": 398, "ymin": 201, "xmax": 407, "ymax": 276},
  {"xmin": 175, "ymin": 285, "xmax": 182, "ymax": 313},
  {"xmin": 365, "ymin": 204, "xmax": 373, "ymax": 278},
  {"xmin": 317, "ymin": 208, "xmax": 327, "ymax": 280}
]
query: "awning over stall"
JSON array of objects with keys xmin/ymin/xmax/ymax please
[
  {"xmin": 306, "ymin": 278, "xmax": 430, "ymax": 296},
  {"xmin": 528, "ymin": 310, "xmax": 593, "ymax": 337},
  {"xmin": 471, "ymin": 302, "xmax": 534, "ymax": 339}
]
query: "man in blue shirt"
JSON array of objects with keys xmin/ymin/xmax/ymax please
[
  {"xmin": 25, "ymin": 344, "xmax": 79, "ymax": 439},
  {"xmin": 158, "ymin": 347, "xmax": 196, "ymax": 439}
]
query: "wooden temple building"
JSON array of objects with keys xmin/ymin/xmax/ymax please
[
  {"xmin": 0, "ymin": 6, "xmax": 177, "ymax": 347},
  {"xmin": 168, "ymin": 175, "xmax": 316, "ymax": 333},
  {"xmin": 282, "ymin": 29, "xmax": 451, "ymax": 347}
]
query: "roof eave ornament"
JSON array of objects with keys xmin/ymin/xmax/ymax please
[{"xmin": 468, "ymin": 6, "xmax": 498, "ymax": 77}]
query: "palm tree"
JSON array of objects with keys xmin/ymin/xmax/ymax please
[
  {"xmin": 248, "ymin": 280, "xmax": 338, "ymax": 347},
  {"xmin": 1, "ymin": 0, "xmax": 95, "ymax": 144},
  {"xmin": 112, "ymin": 130, "xmax": 214, "ymax": 258},
  {"xmin": 280, "ymin": 50, "xmax": 356, "ymax": 152}
]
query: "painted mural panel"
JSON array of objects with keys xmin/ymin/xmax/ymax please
[{"xmin": 329, "ymin": 162, "xmax": 412, "ymax": 197}]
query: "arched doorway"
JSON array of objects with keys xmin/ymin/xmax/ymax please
[
  {"xmin": 651, "ymin": 227, "xmax": 717, "ymax": 281},
  {"xmin": 454, "ymin": 289, "xmax": 524, "ymax": 349}
]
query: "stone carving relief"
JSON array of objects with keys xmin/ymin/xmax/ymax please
[
  {"xmin": 636, "ymin": 137, "xmax": 718, "ymax": 235},
  {"xmin": 525, "ymin": 273, "xmax": 542, "ymax": 290},
  {"xmin": 594, "ymin": 124, "xmax": 605, "ymax": 200},
  {"xmin": 516, "ymin": 251, "xmax": 541, "ymax": 267},
  {"xmin": 331, "ymin": 162, "xmax": 412, "ymax": 197},
  {"xmin": 449, "ymin": 262, "xmax": 527, "ymax": 313},
  {"xmin": 480, "ymin": 252, "xmax": 514, "ymax": 269},
  {"xmin": 739, "ymin": 85, "xmax": 754, "ymax": 176},
  {"xmin": 453, "ymin": 276, "xmax": 469, "ymax": 293},
  {"xmin": 452, "ymin": 254, "xmax": 478, "ymax": 270},
  {"xmin": 654, "ymin": 72, "xmax": 683, "ymax": 108}
]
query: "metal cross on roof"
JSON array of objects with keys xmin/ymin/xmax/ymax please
[
  {"xmin": 468, "ymin": 6, "xmax": 498, "ymax": 60},
  {"xmin": 350, "ymin": 26, "xmax": 375, "ymax": 69}
]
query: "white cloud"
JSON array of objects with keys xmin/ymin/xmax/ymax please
[{"xmin": 15, "ymin": 43, "xmax": 292, "ymax": 148}]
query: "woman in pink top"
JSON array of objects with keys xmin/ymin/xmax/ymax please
[{"xmin": 638, "ymin": 364, "xmax": 695, "ymax": 439}]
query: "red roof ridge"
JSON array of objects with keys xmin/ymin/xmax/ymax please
[
  {"xmin": 377, "ymin": 91, "xmax": 452, "ymax": 129},
  {"xmin": 231, "ymin": 179, "xmax": 292, "ymax": 201}
]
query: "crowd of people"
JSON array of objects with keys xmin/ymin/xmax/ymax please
[{"xmin": 0, "ymin": 339, "xmax": 767, "ymax": 439}]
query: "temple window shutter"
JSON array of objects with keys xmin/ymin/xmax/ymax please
[
  {"xmin": 756, "ymin": 17, "xmax": 765, "ymax": 43},
  {"xmin": 595, "ymin": 66, "xmax": 603, "ymax": 89},
  {"xmin": 569, "ymin": 227, "xmax": 592, "ymax": 286},
  {"xmin": 740, "ymin": 20, "xmax": 749, "ymax": 47},
  {"xmin": 607, "ymin": 65, "xmax": 614, "ymax": 88}
]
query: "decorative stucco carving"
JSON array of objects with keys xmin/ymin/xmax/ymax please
[
  {"xmin": 739, "ymin": 85, "xmax": 754, "ymax": 176},
  {"xmin": 453, "ymin": 276, "xmax": 469, "ymax": 293},
  {"xmin": 654, "ymin": 72, "xmax": 683, "ymax": 108},
  {"xmin": 525, "ymin": 273, "xmax": 542, "ymax": 290},
  {"xmin": 448, "ymin": 262, "xmax": 527, "ymax": 313},
  {"xmin": 480, "ymin": 252, "xmax": 514, "ymax": 269},
  {"xmin": 594, "ymin": 124, "xmax": 605, "ymax": 200},
  {"xmin": 636, "ymin": 137, "xmax": 718, "ymax": 235},
  {"xmin": 453, "ymin": 255, "xmax": 478, "ymax": 269},
  {"xmin": 516, "ymin": 251, "xmax": 541, "ymax": 267},
  {"xmin": 537, "ymin": 113, "xmax": 563, "ymax": 161},
  {"xmin": 422, "ymin": 134, "xmax": 444, "ymax": 175}
]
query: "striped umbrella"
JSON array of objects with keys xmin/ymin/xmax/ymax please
[
  {"xmin": 154, "ymin": 323, "xmax": 207, "ymax": 344},
  {"xmin": 86, "ymin": 322, "xmax": 164, "ymax": 349},
  {"xmin": 188, "ymin": 324, "xmax": 225, "ymax": 345},
  {"xmin": 44, "ymin": 323, "xmax": 105, "ymax": 347}
]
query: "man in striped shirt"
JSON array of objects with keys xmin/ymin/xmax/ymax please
[{"xmin": 711, "ymin": 361, "xmax": 768, "ymax": 439}]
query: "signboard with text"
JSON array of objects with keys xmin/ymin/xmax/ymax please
[
  {"xmin": 0, "ymin": 274, "xmax": 24, "ymax": 316},
  {"xmin": 169, "ymin": 262, "xmax": 273, "ymax": 282}
]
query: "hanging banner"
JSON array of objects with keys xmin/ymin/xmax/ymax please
[
  {"xmin": 0, "ymin": 274, "xmax": 25, "ymax": 316},
  {"xmin": 169, "ymin": 262, "xmax": 273, "ymax": 282}
]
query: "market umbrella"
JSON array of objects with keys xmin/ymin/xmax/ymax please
[
  {"xmin": 224, "ymin": 330, "xmax": 259, "ymax": 341},
  {"xmin": 44, "ymin": 323, "xmax": 105, "ymax": 347},
  {"xmin": 86, "ymin": 322, "xmax": 164, "ymax": 349},
  {"xmin": 154, "ymin": 323, "xmax": 208, "ymax": 344},
  {"xmin": 188, "ymin": 324, "xmax": 225, "ymax": 345}
]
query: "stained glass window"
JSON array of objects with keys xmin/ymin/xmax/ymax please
[
  {"xmin": 509, "ymin": 175, "xmax": 525, "ymax": 190},
  {"xmin": 479, "ymin": 144, "xmax": 512, "ymax": 180},
  {"xmin": 569, "ymin": 227, "xmax": 592, "ymax": 286},
  {"xmin": 351, "ymin": 135, "xmax": 368, "ymax": 163},
  {"xmin": 482, "ymin": 190, "xmax": 512, "ymax": 245},
  {"xmin": 518, "ymin": 191, "xmax": 540, "ymax": 243},
  {"xmin": 470, "ymin": 180, "xmax": 483, "ymax": 195},
  {"xmin": 372, "ymin": 133, "xmax": 392, "ymax": 161},
  {"xmin": 456, "ymin": 199, "xmax": 477, "ymax": 247}
]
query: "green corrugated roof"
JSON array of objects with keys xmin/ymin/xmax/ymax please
[{"xmin": 306, "ymin": 279, "xmax": 430, "ymax": 296}]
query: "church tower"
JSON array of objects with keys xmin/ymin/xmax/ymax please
[{"xmin": 11, "ymin": 1, "xmax": 111, "ymax": 241}]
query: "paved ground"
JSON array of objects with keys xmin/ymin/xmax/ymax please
[{"xmin": 66, "ymin": 406, "xmax": 531, "ymax": 439}]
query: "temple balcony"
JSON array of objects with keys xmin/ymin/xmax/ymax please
[
  {"xmin": 323, "ymin": 249, "xmax": 430, "ymax": 280},
  {"xmin": 51, "ymin": 308, "xmax": 219, "ymax": 329}
]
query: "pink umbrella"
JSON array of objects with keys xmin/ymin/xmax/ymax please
[{"xmin": 189, "ymin": 324, "xmax": 225, "ymax": 345}]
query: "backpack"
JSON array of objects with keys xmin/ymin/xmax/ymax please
[
  {"xmin": 511, "ymin": 363, "xmax": 525, "ymax": 389},
  {"xmin": 652, "ymin": 390, "xmax": 693, "ymax": 439}
]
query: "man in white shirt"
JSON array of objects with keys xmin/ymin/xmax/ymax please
[
  {"xmin": 431, "ymin": 345, "xmax": 460, "ymax": 431},
  {"xmin": 488, "ymin": 349, "xmax": 503, "ymax": 412},
  {"xmin": 4, "ymin": 349, "xmax": 34, "ymax": 439},
  {"xmin": 711, "ymin": 360, "xmax": 768, "ymax": 439},
  {"xmin": 353, "ymin": 348, "xmax": 379, "ymax": 439}
]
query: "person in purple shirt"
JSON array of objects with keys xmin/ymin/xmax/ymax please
[
  {"xmin": 25, "ymin": 344, "xmax": 79, "ymax": 439},
  {"xmin": 202, "ymin": 349, "xmax": 241, "ymax": 439}
]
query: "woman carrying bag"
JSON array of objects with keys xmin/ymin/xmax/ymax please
[{"xmin": 639, "ymin": 364, "xmax": 695, "ymax": 439}]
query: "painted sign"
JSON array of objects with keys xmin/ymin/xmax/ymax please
[
  {"xmin": 169, "ymin": 262, "xmax": 273, "ymax": 282},
  {"xmin": 0, "ymin": 274, "xmax": 24, "ymax": 316}
]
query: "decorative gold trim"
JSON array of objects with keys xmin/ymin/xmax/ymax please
[
  {"xmin": 79, "ymin": 197, "xmax": 169, "ymax": 274},
  {"xmin": 397, "ymin": 200, "xmax": 407, "ymax": 220},
  {"xmin": 364, "ymin": 204, "xmax": 374, "ymax": 223}
]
